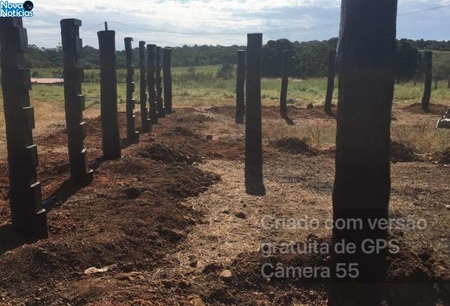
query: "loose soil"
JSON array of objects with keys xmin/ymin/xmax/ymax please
[{"xmin": 0, "ymin": 105, "xmax": 449, "ymax": 305}]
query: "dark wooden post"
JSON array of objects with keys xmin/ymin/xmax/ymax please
[
  {"xmin": 447, "ymin": 75, "xmax": 450, "ymax": 89},
  {"xmin": 60, "ymin": 18, "xmax": 93, "ymax": 184},
  {"xmin": 98, "ymin": 29, "xmax": 121, "ymax": 159},
  {"xmin": 0, "ymin": 17, "xmax": 48, "ymax": 238},
  {"xmin": 235, "ymin": 50, "xmax": 246, "ymax": 124},
  {"xmin": 421, "ymin": 50, "xmax": 432, "ymax": 112},
  {"xmin": 324, "ymin": 49, "xmax": 336, "ymax": 114},
  {"xmin": 330, "ymin": 1, "xmax": 397, "ymax": 305},
  {"xmin": 245, "ymin": 33, "xmax": 265, "ymax": 195},
  {"xmin": 139, "ymin": 41, "xmax": 151, "ymax": 132},
  {"xmin": 156, "ymin": 46, "xmax": 165, "ymax": 118},
  {"xmin": 147, "ymin": 44, "xmax": 158, "ymax": 124},
  {"xmin": 163, "ymin": 47, "xmax": 173, "ymax": 114},
  {"xmin": 280, "ymin": 50, "xmax": 290, "ymax": 118},
  {"xmin": 124, "ymin": 37, "xmax": 140, "ymax": 143}
]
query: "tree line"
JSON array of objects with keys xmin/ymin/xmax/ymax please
[{"xmin": 21, "ymin": 38, "xmax": 450, "ymax": 81}]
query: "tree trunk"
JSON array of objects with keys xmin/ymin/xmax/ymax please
[
  {"xmin": 280, "ymin": 50, "xmax": 290, "ymax": 118},
  {"xmin": 235, "ymin": 50, "xmax": 245, "ymax": 124},
  {"xmin": 139, "ymin": 41, "xmax": 151, "ymax": 132},
  {"xmin": 0, "ymin": 17, "xmax": 48, "ymax": 238},
  {"xmin": 245, "ymin": 33, "xmax": 265, "ymax": 195},
  {"xmin": 448, "ymin": 75, "xmax": 450, "ymax": 89},
  {"xmin": 61, "ymin": 18, "xmax": 93, "ymax": 184},
  {"xmin": 124, "ymin": 37, "xmax": 139, "ymax": 144},
  {"xmin": 146, "ymin": 44, "xmax": 158, "ymax": 124},
  {"xmin": 324, "ymin": 49, "xmax": 336, "ymax": 114},
  {"xmin": 330, "ymin": 1, "xmax": 397, "ymax": 305},
  {"xmin": 434, "ymin": 78, "xmax": 438, "ymax": 90},
  {"xmin": 98, "ymin": 30, "xmax": 121, "ymax": 160},
  {"xmin": 421, "ymin": 51, "xmax": 432, "ymax": 112},
  {"xmin": 156, "ymin": 46, "xmax": 165, "ymax": 118},
  {"xmin": 163, "ymin": 47, "xmax": 173, "ymax": 114}
]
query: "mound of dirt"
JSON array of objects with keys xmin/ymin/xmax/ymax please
[
  {"xmin": 214, "ymin": 234, "xmax": 450, "ymax": 305},
  {"xmin": 391, "ymin": 141, "xmax": 420, "ymax": 162},
  {"xmin": 162, "ymin": 126, "xmax": 200, "ymax": 138},
  {"xmin": 139, "ymin": 143, "xmax": 201, "ymax": 164},
  {"xmin": 272, "ymin": 137, "xmax": 318, "ymax": 156},
  {"xmin": 402, "ymin": 103, "xmax": 449, "ymax": 115},
  {"xmin": 438, "ymin": 147, "xmax": 450, "ymax": 164}
]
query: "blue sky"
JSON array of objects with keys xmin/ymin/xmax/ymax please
[{"xmin": 23, "ymin": 0, "xmax": 450, "ymax": 49}]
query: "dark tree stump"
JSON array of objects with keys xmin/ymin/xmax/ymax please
[
  {"xmin": 0, "ymin": 17, "xmax": 48, "ymax": 238},
  {"xmin": 61, "ymin": 18, "xmax": 93, "ymax": 184},
  {"xmin": 330, "ymin": 1, "xmax": 397, "ymax": 305},
  {"xmin": 421, "ymin": 50, "xmax": 432, "ymax": 112},
  {"xmin": 235, "ymin": 50, "xmax": 246, "ymax": 124},
  {"xmin": 245, "ymin": 33, "xmax": 265, "ymax": 196},
  {"xmin": 98, "ymin": 30, "xmax": 121, "ymax": 160}
]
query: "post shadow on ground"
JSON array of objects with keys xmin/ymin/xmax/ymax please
[
  {"xmin": 0, "ymin": 224, "xmax": 39, "ymax": 255},
  {"xmin": 281, "ymin": 113, "xmax": 295, "ymax": 125},
  {"xmin": 48, "ymin": 156, "xmax": 106, "ymax": 208}
]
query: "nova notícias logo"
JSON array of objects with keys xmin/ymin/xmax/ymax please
[{"xmin": 0, "ymin": 1, "xmax": 34, "ymax": 17}]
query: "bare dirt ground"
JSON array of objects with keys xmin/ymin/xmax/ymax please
[{"xmin": 0, "ymin": 104, "xmax": 449, "ymax": 305}]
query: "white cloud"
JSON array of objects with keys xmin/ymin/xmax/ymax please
[{"xmin": 21, "ymin": 0, "xmax": 450, "ymax": 48}]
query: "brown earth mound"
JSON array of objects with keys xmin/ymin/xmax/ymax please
[
  {"xmin": 162, "ymin": 126, "xmax": 200, "ymax": 138},
  {"xmin": 402, "ymin": 103, "xmax": 449, "ymax": 115},
  {"xmin": 206, "ymin": 234, "xmax": 450, "ymax": 305},
  {"xmin": 272, "ymin": 137, "xmax": 318, "ymax": 156},
  {"xmin": 391, "ymin": 141, "xmax": 420, "ymax": 162},
  {"xmin": 139, "ymin": 143, "xmax": 202, "ymax": 164}
]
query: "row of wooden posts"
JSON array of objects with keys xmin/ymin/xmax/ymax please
[
  {"xmin": 0, "ymin": 18, "xmax": 438, "ymax": 240},
  {"xmin": 249, "ymin": 48, "xmax": 436, "ymax": 121},
  {"xmin": 0, "ymin": 18, "xmax": 174, "ymax": 238}
]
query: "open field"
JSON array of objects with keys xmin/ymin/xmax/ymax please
[{"xmin": 0, "ymin": 73, "xmax": 450, "ymax": 305}]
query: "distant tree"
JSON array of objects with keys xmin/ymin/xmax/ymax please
[
  {"xmin": 261, "ymin": 39, "xmax": 294, "ymax": 77},
  {"xmin": 395, "ymin": 39, "xmax": 419, "ymax": 81},
  {"xmin": 216, "ymin": 63, "xmax": 235, "ymax": 79},
  {"xmin": 293, "ymin": 40, "xmax": 328, "ymax": 78}
]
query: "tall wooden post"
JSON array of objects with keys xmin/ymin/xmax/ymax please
[
  {"xmin": 0, "ymin": 17, "xmax": 48, "ymax": 238},
  {"xmin": 98, "ymin": 29, "xmax": 121, "ymax": 159},
  {"xmin": 139, "ymin": 41, "xmax": 151, "ymax": 132},
  {"xmin": 163, "ymin": 47, "xmax": 173, "ymax": 114},
  {"xmin": 280, "ymin": 50, "xmax": 290, "ymax": 118},
  {"xmin": 324, "ymin": 49, "xmax": 336, "ymax": 114},
  {"xmin": 156, "ymin": 46, "xmax": 165, "ymax": 118},
  {"xmin": 421, "ymin": 50, "xmax": 432, "ymax": 112},
  {"xmin": 60, "ymin": 18, "xmax": 93, "ymax": 184},
  {"xmin": 124, "ymin": 37, "xmax": 140, "ymax": 143},
  {"xmin": 147, "ymin": 44, "xmax": 158, "ymax": 124},
  {"xmin": 235, "ymin": 50, "xmax": 246, "ymax": 124},
  {"xmin": 245, "ymin": 33, "xmax": 264, "ymax": 195},
  {"xmin": 330, "ymin": 1, "xmax": 397, "ymax": 305}
]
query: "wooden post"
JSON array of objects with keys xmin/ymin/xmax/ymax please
[
  {"xmin": 98, "ymin": 29, "xmax": 121, "ymax": 159},
  {"xmin": 421, "ymin": 50, "xmax": 432, "ymax": 112},
  {"xmin": 163, "ymin": 47, "xmax": 173, "ymax": 114},
  {"xmin": 124, "ymin": 37, "xmax": 140, "ymax": 143},
  {"xmin": 330, "ymin": 0, "xmax": 397, "ymax": 305},
  {"xmin": 0, "ymin": 17, "xmax": 48, "ymax": 238},
  {"xmin": 324, "ymin": 49, "xmax": 336, "ymax": 114},
  {"xmin": 139, "ymin": 41, "xmax": 151, "ymax": 132},
  {"xmin": 447, "ymin": 75, "xmax": 450, "ymax": 89},
  {"xmin": 60, "ymin": 18, "xmax": 93, "ymax": 184},
  {"xmin": 147, "ymin": 44, "xmax": 158, "ymax": 124},
  {"xmin": 245, "ymin": 33, "xmax": 265, "ymax": 195},
  {"xmin": 235, "ymin": 50, "xmax": 246, "ymax": 124},
  {"xmin": 280, "ymin": 50, "xmax": 290, "ymax": 118},
  {"xmin": 156, "ymin": 46, "xmax": 165, "ymax": 118}
]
